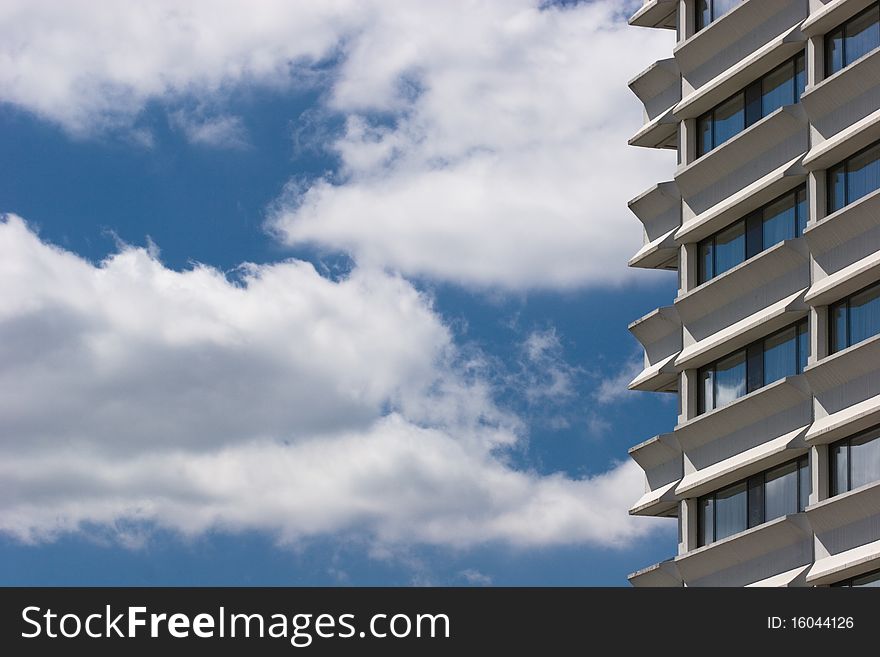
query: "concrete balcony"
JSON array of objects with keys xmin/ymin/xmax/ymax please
[
  {"xmin": 674, "ymin": 288, "xmax": 808, "ymax": 372},
  {"xmin": 805, "ymin": 332, "xmax": 880, "ymax": 394},
  {"xmin": 675, "ymin": 157, "xmax": 805, "ymax": 244},
  {"xmin": 803, "ymin": 187, "xmax": 880, "ymax": 254},
  {"xmin": 674, "ymin": 0, "xmax": 807, "ymax": 94},
  {"xmin": 806, "ymin": 334, "xmax": 880, "ymax": 445},
  {"xmin": 629, "ymin": 305, "xmax": 681, "ymax": 393},
  {"xmin": 629, "ymin": 107, "xmax": 678, "ymax": 150},
  {"xmin": 676, "ymin": 105, "xmax": 808, "ymax": 215},
  {"xmin": 675, "ymin": 26, "xmax": 805, "ymax": 122},
  {"xmin": 629, "ymin": 57, "xmax": 681, "ymax": 123},
  {"xmin": 628, "ymin": 559, "xmax": 682, "ymax": 587},
  {"xmin": 807, "ymin": 391, "xmax": 880, "ymax": 446},
  {"xmin": 746, "ymin": 565, "xmax": 810, "ymax": 587},
  {"xmin": 676, "ymin": 426, "xmax": 808, "ymax": 499},
  {"xmin": 807, "ymin": 250, "xmax": 880, "ymax": 307},
  {"xmin": 802, "ymin": 46, "xmax": 880, "ymax": 142},
  {"xmin": 806, "ymin": 480, "xmax": 880, "ymax": 585},
  {"xmin": 629, "ymin": 0, "xmax": 677, "ymax": 30},
  {"xmin": 628, "ymin": 181, "xmax": 681, "ymax": 271},
  {"xmin": 674, "ymin": 513, "xmax": 812, "ymax": 586},
  {"xmin": 675, "ymin": 239, "xmax": 809, "ymax": 325},
  {"xmin": 674, "ymin": 376, "xmax": 811, "ymax": 453},
  {"xmin": 802, "ymin": 107, "xmax": 880, "ymax": 171},
  {"xmin": 801, "ymin": 0, "xmax": 877, "ymax": 39},
  {"xmin": 629, "ymin": 433, "xmax": 682, "ymax": 517}
]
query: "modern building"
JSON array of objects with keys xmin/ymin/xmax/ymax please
[{"xmin": 626, "ymin": 0, "xmax": 880, "ymax": 587}]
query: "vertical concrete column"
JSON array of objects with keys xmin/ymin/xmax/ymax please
[
  {"xmin": 680, "ymin": 242, "xmax": 697, "ymax": 294},
  {"xmin": 679, "ymin": 369, "xmax": 697, "ymax": 423},
  {"xmin": 680, "ymin": 498, "xmax": 697, "ymax": 555},
  {"xmin": 678, "ymin": 0, "xmax": 692, "ymax": 43},
  {"xmin": 811, "ymin": 305, "xmax": 827, "ymax": 363},
  {"xmin": 810, "ymin": 443, "xmax": 828, "ymax": 505}
]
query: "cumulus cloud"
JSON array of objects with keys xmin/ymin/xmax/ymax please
[
  {"xmin": 169, "ymin": 110, "xmax": 250, "ymax": 149},
  {"xmin": 271, "ymin": 1, "xmax": 675, "ymax": 288},
  {"xmin": 0, "ymin": 215, "xmax": 661, "ymax": 549},
  {"xmin": 0, "ymin": 0, "xmax": 673, "ymax": 289}
]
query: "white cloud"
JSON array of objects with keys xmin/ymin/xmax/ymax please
[
  {"xmin": 0, "ymin": 215, "xmax": 662, "ymax": 549},
  {"xmin": 270, "ymin": 1, "xmax": 676, "ymax": 289},
  {"xmin": 593, "ymin": 357, "xmax": 643, "ymax": 406},
  {"xmin": 0, "ymin": 0, "xmax": 673, "ymax": 289},
  {"xmin": 169, "ymin": 110, "xmax": 249, "ymax": 149}
]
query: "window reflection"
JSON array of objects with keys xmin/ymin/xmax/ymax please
[
  {"xmin": 698, "ymin": 456, "xmax": 809, "ymax": 546},
  {"xmin": 698, "ymin": 320, "xmax": 808, "ymax": 414}
]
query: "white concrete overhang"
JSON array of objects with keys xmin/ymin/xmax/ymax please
[
  {"xmin": 629, "ymin": 352, "xmax": 679, "ymax": 393},
  {"xmin": 801, "ymin": 45, "xmax": 880, "ymax": 121},
  {"xmin": 803, "ymin": 187, "xmax": 880, "ymax": 254},
  {"xmin": 807, "ymin": 538, "xmax": 880, "ymax": 586},
  {"xmin": 674, "ymin": 105, "xmax": 807, "ymax": 200},
  {"xmin": 746, "ymin": 564, "xmax": 810, "ymax": 587},
  {"xmin": 629, "ymin": 432, "xmax": 681, "ymax": 471},
  {"xmin": 628, "ymin": 57, "xmax": 680, "ymax": 110},
  {"xmin": 805, "ymin": 249, "xmax": 880, "ymax": 307},
  {"xmin": 628, "ymin": 180, "xmax": 680, "ymax": 227},
  {"xmin": 629, "ymin": 0, "xmax": 677, "ymax": 30},
  {"xmin": 675, "ymin": 157, "xmax": 806, "ymax": 244},
  {"xmin": 674, "ymin": 289, "xmax": 808, "ymax": 371},
  {"xmin": 801, "ymin": 0, "xmax": 878, "ymax": 39},
  {"xmin": 629, "ymin": 227, "xmax": 678, "ymax": 270},
  {"xmin": 674, "ymin": 239, "xmax": 809, "ymax": 325},
  {"xmin": 673, "ymin": 376, "xmax": 811, "ymax": 452},
  {"xmin": 628, "ymin": 559, "xmax": 682, "ymax": 587},
  {"xmin": 629, "ymin": 304, "xmax": 680, "ymax": 348},
  {"xmin": 675, "ymin": 426, "xmax": 808, "ymax": 499},
  {"xmin": 674, "ymin": 26, "xmax": 805, "ymax": 121},
  {"xmin": 807, "ymin": 391, "xmax": 880, "ymax": 446},
  {"xmin": 808, "ymin": 480, "xmax": 880, "ymax": 534},
  {"xmin": 802, "ymin": 107, "xmax": 880, "ymax": 171},
  {"xmin": 803, "ymin": 332, "xmax": 880, "ymax": 394},
  {"xmin": 630, "ymin": 479, "xmax": 680, "ymax": 517},
  {"xmin": 674, "ymin": 513, "xmax": 811, "ymax": 583},
  {"xmin": 673, "ymin": 0, "xmax": 795, "ymax": 80},
  {"xmin": 628, "ymin": 107, "xmax": 679, "ymax": 149}
]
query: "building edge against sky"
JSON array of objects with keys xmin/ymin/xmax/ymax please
[{"xmin": 625, "ymin": 0, "xmax": 880, "ymax": 587}]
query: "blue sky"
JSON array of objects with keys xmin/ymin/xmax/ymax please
[{"xmin": 0, "ymin": 0, "xmax": 678, "ymax": 585}]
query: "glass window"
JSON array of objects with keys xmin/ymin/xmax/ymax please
[
  {"xmin": 714, "ymin": 481, "xmax": 748, "ymax": 541},
  {"xmin": 695, "ymin": 0, "xmax": 742, "ymax": 33},
  {"xmin": 830, "ymin": 280, "xmax": 880, "ymax": 353},
  {"xmin": 697, "ymin": 186, "xmax": 807, "ymax": 285},
  {"xmin": 832, "ymin": 568, "xmax": 880, "ymax": 587},
  {"xmin": 762, "ymin": 59, "xmax": 795, "ymax": 115},
  {"xmin": 849, "ymin": 283, "xmax": 880, "ymax": 346},
  {"xmin": 697, "ymin": 319, "xmax": 808, "ymax": 414},
  {"xmin": 714, "ymin": 350, "xmax": 746, "ymax": 408},
  {"xmin": 713, "ymin": 221, "xmax": 745, "ymax": 277},
  {"xmin": 696, "ymin": 53, "xmax": 805, "ymax": 157},
  {"xmin": 829, "ymin": 425, "xmax": 880, "ymax": 496},
  {"xmin": 846, "ymin": 142, "xmax": 880, "ymax": 207},
  {"xmin": 851, "ymin": 430, "xmax": 880, "ymax": 490},
  {"xmin": 764, "ymin": 325, "xmax": 798, "ymax": 383},
  {"xmin": 762, "ymin": 193, "xmax": 797, "ymax": 249},
  {"xmin": 825, "ymin": 5, "xmax": 880, "ymax": 76},
  {"xmin": 712, "ymin": 94, "xmax": 745, "ymax": 150},
  {"xmin": 698, "ymin": 456, "xmax": 809, "ymax": 546},
  {"xmin": 764, "ymin": 461, "xmax": 799, "ymax": 521},
  {"xmin": 851, "ymin": 570, "xmax": 880, "ymax": 587}
]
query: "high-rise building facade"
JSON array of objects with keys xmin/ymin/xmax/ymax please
[{"xmin": 627, "ymin": 0, "xmax": 880, "ymax": 587}]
